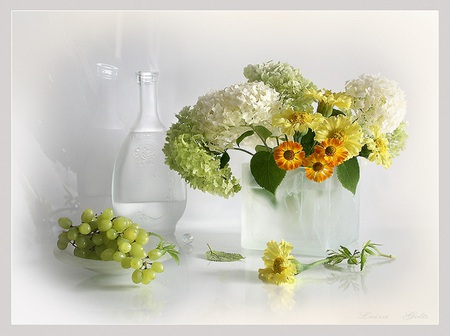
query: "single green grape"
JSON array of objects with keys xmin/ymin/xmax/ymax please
[
  {"xmin": 113, "ymin": 251, "xmax": 126, "ymax": 262},
  {"xmin": 106, "ymin": 228, "xmax": 118, "ymax": 240},
  {"xmin": 58, "ymin": 217, "xmax": 72, "ymax": 229},
  {"xmin": 117, "ymin": 236, "xmax": 129, "ymax": 245},
  {"xmin": 141, "ymin": 278, "xmax": 151, "ymax": 285},
  {"xmin": 98, "ymin": 219, "xmax": 112, "ymax": 232},
  {"xmin": 78, "ymin": 223, "xmax": 92, "ymax": 235},
  {"xmin": 73, "ymin": 247, "xmax": 88, "ymax": 259},
  {"xmin": 147, "ymin": 249, "xmax": 163, "ymax": 261},
  {"xmin": 135, "ymin": 230, "xmax": 149, "ymax": 245},
  {"xmin": 130, "ymin": 242, "xmax": 146, "ymax": 258},
  {"xmin": 95, "ymin": 245, "xmax": 106, "ymax": 258},
  {"xmin": 130, "ymin": 223, "xmax": 140, "ymax": 230},
  {"xmin": 56, "ymin": 239, "xmax": 68, "ymax": 250},
  {"xmin": 130, "ymin": 257, "xmax": 143, "ymax": 269},
  {"xmin": 91, "ymin": 234, "xmax": 104, "ymax": 246},
  {"xmin": 151, "ymin": 261, "xmax": 164, "ymax": 273},
  {"xmin": 142, "ymin": 268, "xmax": 156, "ymax": 284},
  {"xmin": 118, "ymin": 241, "xmax": 132, "ymax": 253},
  {"xmin": 100, "ymin": 248, "xmax": 116, "ymax": 261},
  {"xmin": 121, "ymin": 257, "xmax": 132, "ymax": 269},
  {"xmin": 58, "ymin": 232, "xmax": 70, "ymax": 244},
  {"xmin": 123, "ymin": 227, "xmax": 138, "ymax": 241},
  {"xmin": 81, "ymin": 208, "xmax": 95, "ymax": 223},
  {"xmin": 112, "ymin": 217, "xmax": 128, "ymax": 232},
  {"xmin": 89, "ymin": 220, "xmax": 98, "ymax": 231},
  {"xmin": 67, "ymin": 227, "xmax": 79, "ymax": 241},
  {"xmin": 97, "ymin": 208, "xmax": 114, "ymax": 221},
  {"xmin": 132, "ymin": 269, "xmax": 143, "ymax": 284},
  {"xmin": 75, "ymin": 235, "xmax": 89, "ymax": 249}
]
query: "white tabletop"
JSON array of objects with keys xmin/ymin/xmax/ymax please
[{"xmin": 11, "ymin": 217, "xmax": 438, "ymax": 326}]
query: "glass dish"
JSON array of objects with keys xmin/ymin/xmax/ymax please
[{"xmin": 53, "ymin": 247, "xmax": 173, "ymax": 275}]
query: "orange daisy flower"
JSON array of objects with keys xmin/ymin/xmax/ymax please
[
  {"xmin": 314, "ymin": 138, "xmax": 348, "ymax": 167},
  {"xmin": 302, "ymin": 153, "xmax": 334, "ymax": 182},
  {"xmin": 274, "ymin": 141, "xmax": 305, "ymax": 171}
]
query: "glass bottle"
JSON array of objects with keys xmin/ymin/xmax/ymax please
[
  {"xmin": 112, "ymin": 71, "xmax": 187, "ymax": 234},
  {"xmin": 77, "ymin": 63, "xmax": 127, "ymax": 212}
]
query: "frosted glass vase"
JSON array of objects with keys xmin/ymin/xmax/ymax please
[{"xmin": 241, "ymin": 163, "xmax": 360, "ymax": 256}]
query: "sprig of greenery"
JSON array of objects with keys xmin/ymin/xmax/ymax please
[
  {"xmin": 326, "ymin": 240, "xmax": 394, "ymax": 271},
  {"xmin": 149, "ymin": 232, "xmax": 180, "ymax": 265},
  {"xmin": 205, "ymin": 244, "xmax": 245, "ymax": 262}
]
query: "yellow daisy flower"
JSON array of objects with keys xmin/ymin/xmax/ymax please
[
  {"xmin": 314, "ymin": 138, "xmax": 348, "ymax": 167},
  {"xmin": 258, "ymin": 240, "xmax": 297, "ymax": 285},
  {"xmin": 365, "ymin": 126, "xmax": 392, "ymax": 168},
  {"xmin": 306, "ymin": 89, "xmax": 352, "ymax": 117},
  {"xmin": 272, "ymin": 107, "xmax": 324, "ymax": 136},
  {"xmin": 302, "ymin": 153, "xmax": 334, "ymax": 183},
  {"xmin": 274, "ymin": 141, "xmax": 305, "ymax": 171},
  {"xmin": 314, "ymin": 115, "xmax": 363, "ymax": 159}
]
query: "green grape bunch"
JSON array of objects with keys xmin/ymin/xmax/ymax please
[{"xmin": 56, "ymin": 207, "xmax": 180, "ymax": 285}]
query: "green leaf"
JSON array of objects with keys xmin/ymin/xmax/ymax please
[
  {"xmin": 331, "ymin": 108, "xmax": 346, "ymax": 117},
  {"xmin": 359, "ymin": 144, "xmax": 371, "ymax": 159},
  {"xmin": 326, "ymin": 240, "xmax": 393, "ymax": 272},
  {"xmin": 160, "ymin": 243, "xmax": 180, "ymax": 265},
  {"xmin": 253, "ymin": 125, "xmax": 272, "ymax": 141},
  {"xmin": 219, "ymin": 151, "xmax": 230, "ymax": 169},
  {"xmin": 150, "ymin": 232, "xmax": 181, "ymax": 265},
  {"xmin": 236, "ymin": 130, "xmax": 254, "ymax": 147},
  {"xmin": 348, "ymin": 256, "xmax": 359, "ymax": 265},
  {"xmin": 336, "ymin": 157, "xmax": 360, "ymax": 195},
  {"xmin": 360, "ymin": 249, "xmax": 367, "ymax": 271},
  {"xmin": 255, "ymin": 145, "xmax": 269, "ymax": 152},
  {"xmin": 205, "ymin": 244, "xmax": 245, "ymax": 262},
  {"xmin": 340, "ymin": 245, "xmax": 352, "ymax": 257},
  {"xmin": 166, "ymin": 249, "xmax": 180, "ymax": 265},
  {"xmin": 363, "ymin": 241, "xmax": 381, "ymax": 256},
  {"xmin": 300, "ymin": 128, "xmax": 316, "ymax": 156},
  {"xmin": 250, "ymin": 151, "xmax": 286, "ymax": 195}
]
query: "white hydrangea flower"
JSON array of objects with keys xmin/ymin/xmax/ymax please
[
  {"xmin": 345, "ymin": 74, "xmax": 407, "ymax": 134},
  {"xmin": 190, "ymin": 81, "xmax": 282, "ymax": 151}
]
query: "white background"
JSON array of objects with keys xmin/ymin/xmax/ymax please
[{"xmin": 11, "ymin": 10, "xmax": 439, "ymax": 328}]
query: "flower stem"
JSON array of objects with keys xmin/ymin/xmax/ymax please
[
  {"xmin": 293, "ymin": 257, "xmax": 329, "ymax": 274},
  {"xmin": 250, "ymin": 125, "xmax": 270, "ymax": 151},
  {"xmin": 231, "ymin": 147, "xmax": 254, "ymax": 156},
  {"xmin": 302, "ymin": 258, "xmax": 329, "ymax": 271}
]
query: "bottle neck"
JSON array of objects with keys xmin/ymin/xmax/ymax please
[
  {"xmin": 92, "ymin": 63, "xmax": 124, "ymax": 129},
  {"xmin": 132, "ymin": 71, "xmax": 165, "ymax": 132}
]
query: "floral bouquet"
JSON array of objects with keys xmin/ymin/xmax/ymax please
[{"xmin": 163, "ymin": 61, "xmax": 407, "ymax": 198}]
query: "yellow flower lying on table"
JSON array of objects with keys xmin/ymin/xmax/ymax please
[
  {"xmin": 258, "ymin": 239, "xmax": 395, "ymax": 286},
  {"xmin": 258, "ymin": 240, "xmax": 298, "ymax": 285}
]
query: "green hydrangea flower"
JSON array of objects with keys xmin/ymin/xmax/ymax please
[
  {"xmin": 163, "ymin": 125, "xmax": 241, "ymax": 198},
  {"xmin": 386, "ymin": 121, "xmax": 408, "ymax": 158},
  {"xmin": 243, "ymin": 61, "xmax": 317, "ymax": 110}
]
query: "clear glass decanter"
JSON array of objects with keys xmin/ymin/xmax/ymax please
[
  {"xmin": 112, "ymin": 71, "xmax": 187, "ymax": 234},
  {"xmin": 77, "ymin": 63, "xmax": 127, "ymax": 212}
]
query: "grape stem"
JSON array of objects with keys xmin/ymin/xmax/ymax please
[{"xmin": 148, "ymin": 232, "xmax": 165, "ymax": 250}]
